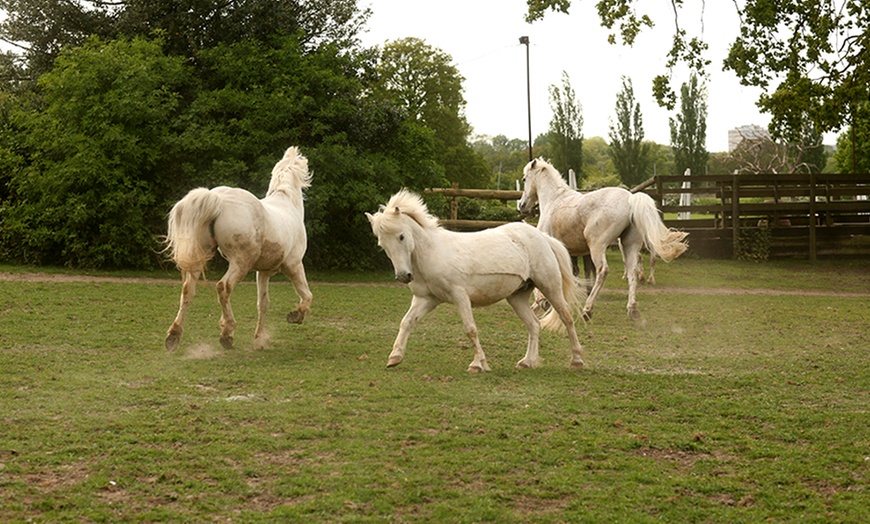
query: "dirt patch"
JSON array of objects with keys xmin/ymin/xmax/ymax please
[{"xmin": 0, "ymin": 271, "xmax": 866, "ymax": 296}]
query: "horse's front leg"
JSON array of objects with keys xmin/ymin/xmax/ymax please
[
  {"xmin": 165, "ymin": 271, "xmax": 198, "ymax": 351},
  {"xmin": 283, "ymin": 262, "xmax": 313, "ymax": 324},
  {"xmin": 506, "ymin": 289, "xmax": 541, "ymax": 369},
  {"xmin": 387, "ymin": 295, "xmax": 438, "ymax": 368},
  {"xmin": 454, "ymin": 294, "xmax": 490, "ymax": 373},
  {"xmin": 253, "ymin": 271, "xmax": 271, "ymax": 349}
]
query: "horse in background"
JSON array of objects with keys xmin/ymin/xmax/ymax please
[
  {"xmin": 366, "ymin": 189, "xmax": 586, "ymax": 373},
  {"xmin": 518, "ymin": 158, "xmax": 687, "ymax": 321},
  {"xmin": 164, "ymin": 146, "xmax": 313, "ymax": 351}
]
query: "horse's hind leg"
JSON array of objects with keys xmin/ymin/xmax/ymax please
[
  {"xmin": 165, "ymin": 270, "xmax": 198, "ymax": 351},
  {"xmin": 253, "ymin": 271, "xmax": 271, "ymax": 349},
  {"xmin": 506, "ymin": 289, "xmax": 541, "ymax": 369},
  {"xmin": 620, "ymin": 229, "xmax": 643, "ymax": 321},
  {"xmin": 539, "ymin": 289, "xmax": 586, "ymax": 369},
  {"xmin": 216, "ymin": 264, "xmax": 248, "ymax": 349},
  {"xmin": 583, "ymin": 243, "xmax": 610, "ymax": 321},
  {"xmin": 284, "ymin": 262, "xmax": 312, "ymax": 324}
]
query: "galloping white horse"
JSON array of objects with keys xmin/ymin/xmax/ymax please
[
  {"xmin": 518, "ymin": 158, "xmax": 688, "ymax": 321},
  {"xmin": 164, "ymin": 146, "xmax": 313, "ymax": 351},
  {"xmin": 366, "ymin": 189, "xmax": 585, "ymax": 372}
]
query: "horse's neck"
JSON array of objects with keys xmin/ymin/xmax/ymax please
[
  {"xmin": 537, "ymin": 176, "xmax": 574, "ymax": 220},
  {"xmin": 407, "ymin": 220, "xmax": 441, "ymax": 270}
]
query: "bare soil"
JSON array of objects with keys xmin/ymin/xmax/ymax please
[{"xmin": 1, "ymin": 271, "xmax": 867, "ymax": 297}]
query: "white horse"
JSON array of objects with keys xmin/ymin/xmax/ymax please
[
  {"xmin": 518, "ymin": 158, "xmax": 688, "ymax": 321},
  {"xmin": 366, "ymin": 189, "xmax": 586, "ymax": 373},
  {"xmin": 164, "ymin": 146, "xmax": 313, "ymax": 351}
]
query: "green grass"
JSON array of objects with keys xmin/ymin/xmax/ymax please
[{"xmin": 1, "ymin": 254, "xmax": 868, "ymax": 522}]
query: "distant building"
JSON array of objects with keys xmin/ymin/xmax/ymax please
[{"xmin": 728, "ymin": 124, "xmax": 771, "ymax": 152}]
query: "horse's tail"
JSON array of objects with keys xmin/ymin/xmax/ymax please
[
  {"xmin": 628, "ymin": 192, "xmax": 689, "ymax": 262},
  {"xmin": 540, "ymin": 234, "xmax": 583, "ymax": 332},
  {"xmin": 165, "ymin": 188, "xmax": 222, "ymax": 273}
]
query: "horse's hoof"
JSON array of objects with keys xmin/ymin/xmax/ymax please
[
  {"xmin": 582, "ymin": 311, "xmax": 593, "ymax": 322},
  {"xmin": 220, "ymin": 336, "xmax": 234, "ymax": 350},
  {"xmin": 516, "ymin": 358, "xmax": 538, "ymax": 369},
  {"xmin": 165, "ymin": 334, "xmax": 180, "ymax": 351},
  {"xmin": 467, "ymin": 365, "xmax": 484, "ymax": 374},
  {"xmin": 628, "ymin": 308, "xmax": 641, "ymax": 321},
  {"xmin": 570, "ymin": 360, "xmax": 585, "ymax": 370},
  {"xmin": 386, "ymin": 356, "xmax": 403, "ymax": 368},
  {"xmin": 286, "ymin": 310, "xmax": 305, "ymax": 324}
]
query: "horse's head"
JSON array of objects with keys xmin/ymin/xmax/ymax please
[
  {"xmin": 517, "ymin": 158, "xmax": 541, "ymax": 215},
  {"xmin": 367, "ymin": 190, "xmax": 437, "ymax": 284}
]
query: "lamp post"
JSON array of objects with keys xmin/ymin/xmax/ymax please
[{"xmin": 519, "ymin": 36, "xmax": 532, "ymax": 161}]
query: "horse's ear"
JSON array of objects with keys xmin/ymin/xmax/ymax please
[
  {"xmin": 393, "ymin": 206, "xmax": 401, "ymax": 215},
  {"xmin": 364, "ymin": 212, "xmax": 374, "ymax": 224},
  {"xmin": 531, "ymin": 159, "xmax": 537, "ymax": 169}
]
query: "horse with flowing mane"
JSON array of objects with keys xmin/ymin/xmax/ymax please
[
  {"xmin": 518, "ymin": 158, "xmax": 688, "ymax": 321},
  {"xmin": 164, "ymin": 146, "xmax": 313, "ymax": 351},
  {"xmin": 366, "ymin": 189, "xmax": 586, "ymax": 372}
]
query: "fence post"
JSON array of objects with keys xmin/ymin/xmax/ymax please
[
  {"xmin": 450, "ymin": 181, "xmax": 459, "ymax": 221},
  {"xmin": 809, "ymin": 172, "xmax": 817, "ymax": 261},
  {"xmin": 732, "ymin": 174, "xmax": 740, "ymax": 258}
]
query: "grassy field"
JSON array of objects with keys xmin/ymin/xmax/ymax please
[{"xmin": 1, "ymin": 253, "xmax": 868, "ymax": 522}]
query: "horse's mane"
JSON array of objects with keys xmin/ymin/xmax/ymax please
[
  {"xmin": 267, "ymin": 146, "xmax": 312, "ymax": 197},
  {"xmin": 372, "ymin": 189, "xmax": 440, "ymax": 234},
  {"xmin": 526, "ymin": 157, "xmax": 570, "ymax": 189}
]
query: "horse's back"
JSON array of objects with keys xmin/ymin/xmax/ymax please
[{"xmin": 547, "ymin": 187, "xmax": 632, "ymax": 254}]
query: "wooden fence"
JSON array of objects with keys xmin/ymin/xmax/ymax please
[
  {"xmin": 648, "ymin": 173, "xmax": 870, "ymax": 259},
  {"xmin": 425, "ymin": 174, "xmax": 870, "ymax": 260}
]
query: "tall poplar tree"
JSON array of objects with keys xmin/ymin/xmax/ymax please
[
  {"xmin": 669, "ymin": 74, "xmax": 708, "ymax": 176},
  {"xmin": 547, "ymin": 70, "xmax": 583, "ymax": 179},
  {"xmin": 608, "ymin": 76, "xmax": 650, "ymax": 187}
]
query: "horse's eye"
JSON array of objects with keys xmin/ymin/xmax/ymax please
[{"xmin": 399, "ymin": 234, "xmax": 405, "ymax": 242}]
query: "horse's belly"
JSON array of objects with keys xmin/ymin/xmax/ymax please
[{"xmin": 465, "ymin": 274, "xmax": 525, "ymax": 307}]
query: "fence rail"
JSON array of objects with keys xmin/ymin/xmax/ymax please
[
  {"xmin": 647, "ymin": 173, "xmax": 870, "ymax": 259},
  {"xmin": 425, "ymin": 173, "xmax": 870, "ymax": 260}
]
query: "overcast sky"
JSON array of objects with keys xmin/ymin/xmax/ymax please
[{"xmin": 360, "ymin": 1, "xmax": 838, "ymax": 152}]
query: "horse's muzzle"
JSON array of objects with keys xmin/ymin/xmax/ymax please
[
  {"xmin": 517, "ymin": 199, "xmax": 535, "ymax": 216},
  {"xmin": 396, "ymin": 272, "xmax": 413, "ymax": 284}
]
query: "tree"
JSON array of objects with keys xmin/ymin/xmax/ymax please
[
  {"xmin": 470, "ymin": 134, "xmax": 529, "ymax": 189},
  {"xmin": 525, "ymin": 1, "xmax": 870, "ymax": 141},
  {"xmin": 0, "ymin": 28, "xmax": 443, "ymax": 270},
  {"xmin": 547, "ymin": 71, "xmax": 583, "ymax": 179},
  {"xmin": 608, "ymin": 77, "xmax": 650, "ymax": 187},
  {"xmin": 0, "ymin": 0, "xmax": 371, "ymax": 87},
  {"xmin": 374, "ymin": 37, "xmax": 488, "ymax": 188},
  {"xmin": 834, "ymin": 102, "xmax": 870, "ymax": 174},
  {"xmin": 0, "ymin": 36, "xmax": 191, "ymax": 267},
  {"xmin": 669, "ymin": 74, "xmax": 708, "ymax": 176}
]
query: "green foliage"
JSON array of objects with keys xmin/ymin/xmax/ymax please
[
  {"xmin": 608, "ymin": 76, "xmax": 651, "ymax": 187},
  {"xmin": 834, "ymin": 102, "xmax": 870, "ymax": 174},
  {"xmin": 1, "ymin": 36, "xmax": 190, "ymax": 268},
  {"xmin": 547, "ymin": 71, "xmax": 584, "ymax": 179},
  {"xmin": 526, "ymin": 1, "xmax": 869, "ymax": 141},
  {"xmin": 374, "ymin": 38, "xmax": 488, "ymax": 188},
  {"xmin": 0, "ymin": 2, "xmax": 466, "ymax": 270},
  {"xmin": 736, "ymin": 227, "xmax": 772, "ymax": 262},
  {"xmin": 470, "ymin": 134, "xmax": 530, "ymax": 189},
  {"xmin": 669, "ymin": 74, "xmax": 709, "ymax": 176}
]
